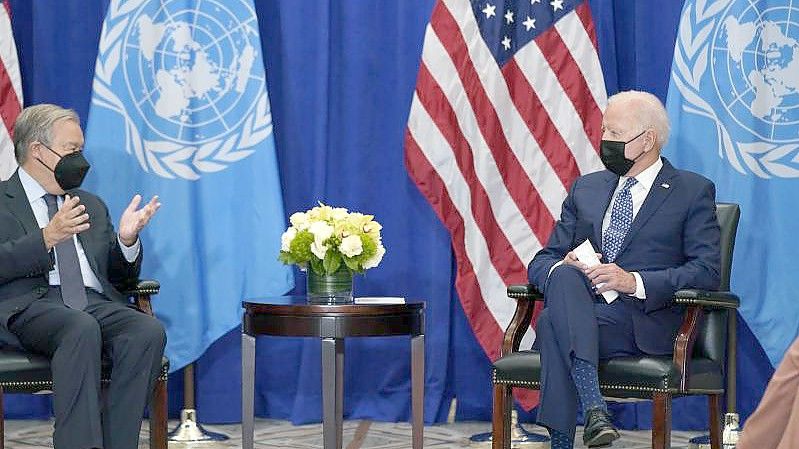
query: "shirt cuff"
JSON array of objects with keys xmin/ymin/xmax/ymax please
[
  {"xmin": 118, "ymin": 235, "xmax": 141, "ymax": 263},
  {"xmin": 548, "ymin": 260, "xmax": 564, "ymax": 278},
  {"xmin": 632, "ymin": 272, "xmax": 646, "ymax": 299}
]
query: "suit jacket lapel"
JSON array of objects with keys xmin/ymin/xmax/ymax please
[
  {"xmin": 3, "ymin": 171, "xmax": 41, "ymax": 235},
  {"xmin": 592, "ymin": 172, "xmax": 619, "ymax": 251},
  {"xmin": 616, "ymin": 159, "xmax": 678, "ymax": 257}
]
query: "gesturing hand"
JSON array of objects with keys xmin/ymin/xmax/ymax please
[
  {"xmin": 43, "ymin": 195, "xmax": 90, "ymax": 250},
  {"xmin": 583, "ymin": 263, "xmax": 637, "ymax": 294},
  {"xmin": 118, "ymin": 194, "xmax": 161, "ymax": 246}
]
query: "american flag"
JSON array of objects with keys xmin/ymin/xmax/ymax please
[
  {"xmin": 404, "ymin": 0, "xmax": 606, "ymax": 407},
  {"xmin": 0, "ymin": 0, "xmax": 22, "ymax": 181}
]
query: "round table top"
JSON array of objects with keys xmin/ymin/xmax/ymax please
[
  {"xmin": 242, "ymin": 296, "xmax": 425, "ymax": 338},
  {"xmin": 243, "ymin": 295, "xmax": 425, "ymax": 316}
]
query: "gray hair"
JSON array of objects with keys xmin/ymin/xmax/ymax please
[
  {"xmin": 607, "ymin": 90, "xmax": 671, "ymax": 148},
  {"xmin": 13, "ymin": 104, "xmax": 80, "ymax": 164}
]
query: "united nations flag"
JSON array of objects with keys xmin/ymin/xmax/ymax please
[
  {"xmin": 84, "ymin": 0, "xmax": 293, "ymax": 370},
  {"xmin": 664, "ymin": 0, "xmax": 799, "ymax": 367}
]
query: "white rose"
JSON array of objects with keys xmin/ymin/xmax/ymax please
[
  {"xmin": 281, "ymin": 227, "xmax": 297, "ymax": 252},
  {"xmin": 362, "ymin": 243, "xmax": 385, "ymax": 269},
  {"xmin": 339, "ymin": 235, "xmax": 363, "ymax": 258},
  {"xmin": 311, "ymin": 239, "xmax": 328, "ymax": 260},
  {"xmin": 289, "ymin": 212, "xmax": 310, "ymax": 230},
  {"xmin": 308, "ymin": 221, "xmax": 334, "ymax": 242},
  {"xmin": 363, "ymin": 221, "xmax": 382, "ymax": 235},
  {"xmin": 331, "ymin": 207, "xmax": 349, "ymax": 221}
]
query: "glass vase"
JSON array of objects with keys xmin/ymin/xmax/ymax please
[{"xmin": 306, "ymin": 267, "xmax": 354, "ymax": 304}]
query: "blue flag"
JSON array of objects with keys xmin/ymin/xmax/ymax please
[
  {"xmin": 664, "ymin": 0, "xmax": 799, "ymax": 366},
  {"xmin": 84, "ymin": 0, "xmax": 293, "ymax": 370}
]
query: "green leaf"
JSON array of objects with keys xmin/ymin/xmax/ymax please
[
  {"xmin": 309, "ymin": 258, "xmax": 324, "ymax": 275},
  {"xmin": 343, "ymin": 256, "xmax": 360, "ymax": 272},
  {"xmin": 323, "ymin": 251, "xmax": 342, "ymax": 274}
]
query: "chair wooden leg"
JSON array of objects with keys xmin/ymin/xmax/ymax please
[
  {"xmin": 652, "ymin": 392, "xmax": 672, "ymax": 449},
  {"xmin": 149, "ymin": 379, "xmax": 167, "ymax": 449},
  {"xmin": 708, "ymin": 394, "xmax": 722, "ymax": 449},
  {"xmin": 492, "ymin": 383, "xmax": 512, "ymax": 449}
]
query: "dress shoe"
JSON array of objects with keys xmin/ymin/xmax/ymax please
[{"xmin": 583, "ymin": 408, "xmax": 620, "ymax": 447}]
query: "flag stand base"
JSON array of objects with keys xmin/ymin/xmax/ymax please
[
  {"xmin": 688, "ymin": 412, "xmax": 740, "ymax": 448},
  {"xmin": 687, "ymin": 435, "xmax": 711, "ymax": 449},
  {"xmin": 468, "ymin": 411, "xmax": 550, "ymax": 448},
  {"xmin": 167, "ymin": 364, "xmax": 229, "ymax": 443},
  {"xmin": 167, "ymin": 409, "xmax": 229, "ymax": 442}
]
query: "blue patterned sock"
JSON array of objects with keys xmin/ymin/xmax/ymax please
[
  {"xmin": 571, "ymin": 357, "xmax": 607, "ymax": 412},
  {"xmin": 549, "ymin": 428, "xmax": 574, "ymax": 449}
]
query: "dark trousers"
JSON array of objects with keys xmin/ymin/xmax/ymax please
[
  {"xmin": 535, "ymin": 265, "xmax": 643, "ymax": 438},
  {"xmin": 8, "ymin": 288, "xmax": 166, "ymax": 449}
]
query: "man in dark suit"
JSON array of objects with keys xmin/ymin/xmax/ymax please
[
  {"xmin": 0, "ymin": 104, "xmax": 165, "ymax": 449},
  {"xmin": 528, "ymin": 91, "xmax": 721, "ymax": 449}
]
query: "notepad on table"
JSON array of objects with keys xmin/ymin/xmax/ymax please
[{"xmin": 353, "ymin": 297, "xmax": 406, "ymax": 305}]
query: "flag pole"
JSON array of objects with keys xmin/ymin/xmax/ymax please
[{"xmin": 167, "ymin": 363, "xmax": 229, "ymax": 442}]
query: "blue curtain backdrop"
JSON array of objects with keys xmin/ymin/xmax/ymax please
[{"xmin": 5, "ymin": 0, "xmax": 775, "ymax": 430}]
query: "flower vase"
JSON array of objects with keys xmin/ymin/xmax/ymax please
[{"xmin": 306, "ymin": 267, "xmax": 354, "ymax": 304}]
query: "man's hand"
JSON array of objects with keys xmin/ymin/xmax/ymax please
[
  {"xmin": 43, "ymin": 195, "xmax": 90, "ymax": 250},
  {"xmin": 584, "ymin": 263, "xmax": 637, "ymax": 294},
  {"xmin": 562, "ymin": 251, "xmax": 603, "ymax": 270},
  {"xmin": 118, "ymin": 194, "xmax": 161, "ymax": 247}
]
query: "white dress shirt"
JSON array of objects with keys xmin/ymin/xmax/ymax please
[
  {"xmin": 18, "ymin": 168, "xmax": 140, "ymax": 293},
  {"xmin": 601, "ymin": 157, "xmax": 663, "ymax": 299}
]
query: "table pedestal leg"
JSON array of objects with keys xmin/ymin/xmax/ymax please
[
  {"xmin": 411, "ymin": 334, "xmax": 424, "ymax": 449},
  {"xmin": 322, "ymin": 337, "xmax": 344, "ymax": 449},
  {"xmin": 242, "ymin": 333, "xmax": 256, "ymax": 449}
]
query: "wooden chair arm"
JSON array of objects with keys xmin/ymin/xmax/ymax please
[
  {"xmin": 672, "ymin": 305, "xmax": 704, "ymax": 391},
  {"xmin": 501, "ymin": 284, "xmax": 544, "ymax": 356},
  {"xmin": 124, "ymin": 280, "xmax": 161, "ymax": 317},
  {"xmin": 672, "ymin": 289, "xmax": 740, "ymax": 391}
]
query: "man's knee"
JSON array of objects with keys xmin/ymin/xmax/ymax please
[
  {"xmin": 63, "ymin": 313, "xmax": 102, "ymax": 347},
  {"xmin": 131, "ymin": 315, "xmax": 167, "ymax": 352},
  {"xmin": 545, "ymin": 264, "xmax": 594, "ymax": 299},
  {"xmin": 549, "ymin": 264, "xmax": 588, "ymax": 285},
  {"xmin": 58, "ymin": 313, "xmax": 103, "ymax": 359}
]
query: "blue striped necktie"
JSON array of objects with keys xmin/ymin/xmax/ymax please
[{"xmin": 602, "ymin": 177, "xmax": 637, "ymax": 263}]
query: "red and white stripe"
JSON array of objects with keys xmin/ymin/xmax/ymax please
[
  {"xmin": 0, "ymin": 1, "xmax": 22, "ymax": 181},
  {"xmin": 405, "ymin": 0, "xmax": 606, "ymax": 409}
]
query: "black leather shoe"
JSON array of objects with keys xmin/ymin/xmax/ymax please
[{"xmin": 583, "ymin": 408, "xmax": 620, "ymax": 447}]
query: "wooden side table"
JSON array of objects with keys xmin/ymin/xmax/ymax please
[{"xmin": 241, "ymin": 296, "xmax": 425, "ymax": 449}]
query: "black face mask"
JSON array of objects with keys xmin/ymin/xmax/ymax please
[
  {"xmin": 36, "ymin": 143, "xmax": 91, "ymax": 191},
  {"xmin": 599, "ymin": 130, "xmax": 647, "ymax": 176}
]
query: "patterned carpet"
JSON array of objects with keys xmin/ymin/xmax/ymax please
[{"xmin": 2, "ymin": 419, "xmax": 705, "ymax": 448}]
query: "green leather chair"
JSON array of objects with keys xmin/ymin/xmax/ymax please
[
  {"xmin": 492, "ymin": 203, "xmax": 740, "ymax": 449},
  {"xmin": 0, "ymin": 280, "xmax": 168, "ymax": 449}
]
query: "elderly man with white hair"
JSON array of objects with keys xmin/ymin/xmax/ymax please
[
  {"xmin": 0, "ymin": 104, "xmax": 164, "ymax": 449},
  {"xmin": 527, "ymin": 90, "xmax": 721, "ymax": 448}
]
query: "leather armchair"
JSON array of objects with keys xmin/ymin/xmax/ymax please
[
  {"xmin": 0, "ymin": 280, "xmax": 168, "ymax": 449},
  {"xmin": 492, "ymin": 203, "xmax": 740, "ymax": 449}
]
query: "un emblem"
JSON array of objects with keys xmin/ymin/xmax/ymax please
[
  {"xmin": 672, "ymin": 0, "xmax": 799, "ymax": 178},
  {"xmin": 92, "ymin": 0, "xmax": 272, "ymax": 180}
]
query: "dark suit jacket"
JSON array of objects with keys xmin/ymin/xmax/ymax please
[
  {"xmin": 0, "ymin": 170, "xmax": 142, "ymax": 329},
  {"xmin": 528, "ymin": 158, "xmax": 721, "ymax": 354}
]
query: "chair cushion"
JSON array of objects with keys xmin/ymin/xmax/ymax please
[
  {"xmin": 493, "ymin": 350, "xmax": 724, "ymax": 398},
  {"xmin": 0, "ymin": 349, "xmax": 169, "ymax": 393}
]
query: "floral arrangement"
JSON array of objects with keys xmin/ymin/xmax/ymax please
[{"xmin": 279, "ymin": 204, "xmax": 386, "ymax": 275}]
